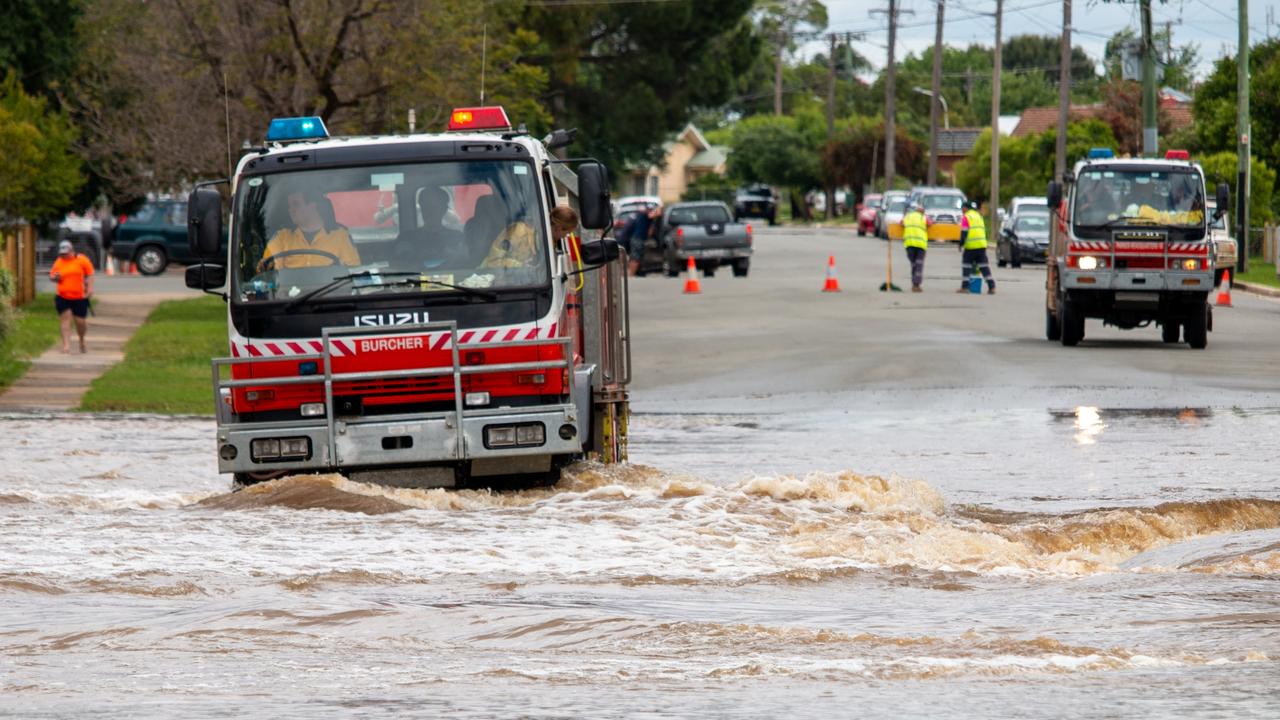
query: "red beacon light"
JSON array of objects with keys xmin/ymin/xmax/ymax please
[
  {"xmin": 1165, "ymin": 149, "xmax": 1191, "ymax": 161},
  {"xmin": 448, "ymin": 106, "xmax": 512, "ymax": 132}
]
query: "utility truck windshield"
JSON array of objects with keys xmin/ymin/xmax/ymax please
[
  {"xmin": 233, "ymin": 160, "xmax": 549, "ymax": 303},
  {"xmin": 1073, "ymin": 168, "xmax": 1205, "ymax": 230}
]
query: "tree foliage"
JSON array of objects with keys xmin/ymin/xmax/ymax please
[
  {"xmin": 1199, "ymin": 151, "xmax": 1275, "ymax": 225},
  {"xmin": 0, "ymin": 72, "xmax": 83, "ymax": 224},
  {"xmin": 822, "ymin": 117, "xmax": 924, "ymax": 196},
  {"xmin": 726, "ymin": 111, "xmax": 824, "ymax": 189},
  {"xmin": 1097, "ymin": 78, "xmax": 1174, "ymax": 156},
  {"xmin": 1190, "ymin": 39, "xmax": 1280, "ymax": 174},
  {"xmin": 954, "ymin": 120, "xmax": 1118, "ymax": 207},
  {"xmin": 0, "ymin": 0, "xmax": 85, "ymax": 97}
]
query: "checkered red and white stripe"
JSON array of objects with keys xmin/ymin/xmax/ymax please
[{"xmin": 230, "ymin": 323, "xmax": 559, "ymax": 358}]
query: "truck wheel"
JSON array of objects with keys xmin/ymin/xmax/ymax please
[
  {"xmin": 1060, "ymin": 298, "xmax": 1084, "ymax": 346},
  {"xmin": 1045, "ymin": 307, "xmax": 1061, "ymax": 341},
  {"xmin": 733, "ymin": 260, "xmax": 749, "ymax": 277},
  {"xmin": 1184, "ymin": 300, "xmax": 1209, "ymax": 349},
  {"xmin": 1161, "ymin": 321, "xmax": 1180, "ymax": 343}
]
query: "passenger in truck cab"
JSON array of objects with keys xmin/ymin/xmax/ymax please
[
  {"xmin": 480, "ymin": 209, "xmax": 539, "ymax": 269},
  {"xmin": 260, "ymin": 189, "xmax": 361, "ymax": 270},
  {"xmin": 396, "ymin": 186, "xmax": 469, "ymax": 270}
]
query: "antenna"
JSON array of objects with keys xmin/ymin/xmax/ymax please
[
  {"xmin": 223, "ymin": 71, "xmax": 233, "ymax": 178},
  {"xmin": 480, "ymin": 23, "xmax": 488, "ymax": 104}
]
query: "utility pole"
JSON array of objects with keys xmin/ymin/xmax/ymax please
[
  {"xmin": 1055, "ymin": 0, "xmax": 1071, "ymax": 183},
  {"xmin": 928, "ymin": 0, "xmax": 945, "ymax": 186},
  {"xmin": 1141, "ymin": 0, "xmax": 1157, "ymax": 156},
  {"xmin": 1238, "ymin": 0, "xmax": 1251, "ymax": 275},
  {"xmin": 826, "ymin": 32, "xmax": 837, "ymax": 219},
  {"xmin": 872, "ymin": 1, "xmax": 911, "ymax": 193},
  {"xmin": 991, "ymin": 0, "xmax": 1003, "ymax": 238}
]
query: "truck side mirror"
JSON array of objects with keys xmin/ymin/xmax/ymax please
[
  {"xmin": 185, "ymin": 263, "xmax": 226, "ymax": 290},
  {"xmin": 579, "ymin": 238, "xmax": 621, "ymax": 265},
  {"xmin": 1047, "ymin": 181, "xmax": 1062, "ymax": 211},
  {"xmin": 1215, "ymin": 182, "xmax": 1230, "ymax": 214},
  {"xmin": 188, "ymin": 187, "xmax": 224, "ymax": 258},
  {"xmin": 577, "ymin": 162, "xmax": 612, "ymax": 230}
]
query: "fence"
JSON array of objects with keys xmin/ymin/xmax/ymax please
[
  {"xmin": 1261, "ymin": 224, "xmax": 1279, "ymax": 265},
  {"xmin": 1, "ymin": 225, "xmax": 38, "ymax": 307}
]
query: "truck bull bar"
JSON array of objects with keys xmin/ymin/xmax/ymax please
[{"xmin": 211, "ymin": 321, "xmax": 572, "ymax": 470}]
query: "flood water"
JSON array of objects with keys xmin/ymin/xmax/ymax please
[{"xmin": 2, "ymin": 405, "xmax": 1279, "ymax": 718}]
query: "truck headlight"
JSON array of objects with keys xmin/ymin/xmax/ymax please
[
  {"xmin": 1078, "ymin": 255, "xmax": 1099, "ymax": 270},
  {"xmin": 1180, "ymin": 259, "xmax": 1200, "ymax": 271}
]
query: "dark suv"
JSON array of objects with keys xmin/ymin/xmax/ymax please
[
  {"xmin": 733, "ymin": 184, "xmax": 777, "ymax": 225},
  {"xmin": 112, "ymin": 199, "xmax": 223, "ymax": 275}
]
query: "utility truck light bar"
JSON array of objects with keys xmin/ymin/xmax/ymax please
[
  {"xmin": 1087, "ymin": 147, "xmax": 1115, "ymax": 159},
  {"xmin": 266, "ymin": 116, "xmax": 329, "ymax": 142},
  {"xmin": 448, "ymin": 106, "xmax": 512, "ymax": 132},
  {"xmin": 1165, "ymin": 149, "xmax": 1191, "ymax": 160}
]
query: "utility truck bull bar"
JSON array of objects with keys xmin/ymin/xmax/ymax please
[{"xmin": 210, "ymin": 321, "xmax": 582, "ymax": 477}]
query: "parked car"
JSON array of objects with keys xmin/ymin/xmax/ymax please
[
  {"xmin": 996, "ymin": 210, "xmax": 1051, "ymax": 267},
  {"xmin": 857, "ymin": 194, "xmax": 883, "ymax": 236},
  {"xmin": 1008, "ymin": 195, "xmax": 1048, "ymax": 216},
  {"xmin": 907, "ymin": 187, "xmax": 967, "ymax": 242},
  {"xmin": 733, "ymin": 184, "xmax": 777, "ymax": 225},
  {"xmin": 612, "ymin": 198, "xmax": 660, "ymax": 233},
  {"xmin": 878, "ymin": 190, "xmax": 909, "ymax": 239},
  {"xmin": 111, "ymin": 199, "xmax": 221, "ymax": 275},
  {"xmin": 643, "ymin": 201, "xmax": 752, "ymax": 277},
  {"xmin": 1206, "ymin": 200, "xmax": 1237, "ymax": 287}
]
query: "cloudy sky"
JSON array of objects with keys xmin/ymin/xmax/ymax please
[{"xmin": 809, "ymin": 0, "xmax": 1273, "ymax": 78}]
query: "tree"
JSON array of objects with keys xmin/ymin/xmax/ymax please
[
  {"xmin": 1097, "ymin": 78, "xmax": 1173, "ymax": 156},
  {"xmin": 1103, "ymin": 27, "xmax": 1199, "ymax": 92},
  {"xmin": 755, "ymin": 0, "xmax": 828, "ymax": 114},
  {"xmin": 822, "ymin": 116, "xmax": 924, "ymax": 196},
  {"xmin": 1190, "ymin": 39, "xmax": 1280, "ymax": 173},
  {"xmin": 1199, "ymin": 152, "xmax": 1275, "ymax": 226},
  {"xmin": 0, "ymin": 0, "xmax": 85, "ymax": 97},
  {"xmin": 954, "ymin": 120, "xmax": 1117, "ymax": 206},
  {"xmin": 0, "ymin": 72, "xmax": 83, "ymax": 224},
  {"xmin": 727, "ymin": 110, "xmax": 826, "ymax": 217}
]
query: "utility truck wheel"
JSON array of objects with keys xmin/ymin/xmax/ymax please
[
  {"xmin": 1161, "ymin": 321, "xmax": 1180, "ymax": 344},
  {"xmin": 1185, "ymin": 300, "xmax": 1209, "ymax": 349},
  {"xmin": 1060, "ymin": 298, "xmax": 1084, "ymax": 346}
]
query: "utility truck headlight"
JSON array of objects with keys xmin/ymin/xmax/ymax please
[
  {"xmin": 464, "ymin": 392, "xmax": 490, "ymax": 407},
  {"xmin": 300, "ymin": 403, "xmax": 326, "ymax": 417},
  {"xmin": 1181, "ymin": 259, "xmax": 1200, "ymax": 271},
  {"xmin": 1078, "ymin": 255, "xmax": 1099, "ymax": 270}
]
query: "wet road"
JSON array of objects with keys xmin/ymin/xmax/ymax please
[{"xmin": 3, "ymin": 228, "xmax": 1280, "ymax": 717}]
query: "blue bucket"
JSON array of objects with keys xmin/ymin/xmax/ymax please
[{"xmin": 968, "ymin": 275, "xmax": 982, "ymax": 294}]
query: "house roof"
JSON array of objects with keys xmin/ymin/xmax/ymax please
[
  {"xmin": 935, "ymin": 127, "xmax": 984, "ymax": 156},
  {"xmin": 1164, "ymin": 103, "xmax": 1193, "ymax": 132},
  {"xmin": 1011, "ymin": 105, "xmax": 1103, "ymax": 137},
  {"xmin": 688, "ymin": 145, "xmax": 727, "ymax": 169}
]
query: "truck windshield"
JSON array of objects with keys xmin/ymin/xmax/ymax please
[
  {"xmin": 1073, "ymin": 168, "xmax": 1205, "ymax": 229},
  {"xmin": 232, "ymin": 160, "xmax": 548, "ymax": 303}
]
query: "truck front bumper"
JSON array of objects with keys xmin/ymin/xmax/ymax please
[{"xmin": 1062, "ymin": 269, "xmax": 1213, "ymax": 292}]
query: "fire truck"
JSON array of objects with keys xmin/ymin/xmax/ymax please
[
  {"xmin": 1045, "ymin": 148, "xmax": 1229, "ymax": 349},
  {"xmin": 185, "ymin": 107, "xmax": 630, "ymax": 488}
]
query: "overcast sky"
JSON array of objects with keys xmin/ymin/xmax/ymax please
[{"xmin": 807, "ymin": 0, "xmax": 1274, "ymax": 78}]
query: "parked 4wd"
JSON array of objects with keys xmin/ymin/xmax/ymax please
[{"xmin": 111, "ymin": 199, "xmax": 224, "ymax": 275}]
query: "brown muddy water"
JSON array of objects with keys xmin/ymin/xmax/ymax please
[{"xmin": 2, "ymin": 407, "xmax": 1279, "ymax": 718}]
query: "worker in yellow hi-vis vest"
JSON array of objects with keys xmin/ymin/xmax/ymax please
[
  {"xmin": 901, "ymin": 200, "xmax": 929, "ymax": 292},
  {"xmin": 958, "ymin": 201, "xmax": 996, "ymax": 294}
]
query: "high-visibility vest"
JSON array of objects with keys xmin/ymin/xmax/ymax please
[
  {"xmin": 963, "ymin": 209, "xmax": 987, "ymax": 250},
  {"xmin": 902, "ymin": 210, "xmax": 928, "ymax": 249}
]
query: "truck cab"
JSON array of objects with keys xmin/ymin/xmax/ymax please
[{"xmin": 1045, "ymin": 148, "xmax": 1227, "ymax": 349}]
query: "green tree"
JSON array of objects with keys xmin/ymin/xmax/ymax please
[
  {"xmin": 755, "ymin": 0, "xmax": 828, "ymax": 114},
  {"xmin": 0, "ymin": 0, "xmax": 85, "ymax": 96},
  {"xmin": 955, "ymin": 120, "xmax": 1117, "ymax": 206},
  {"xmin": 1199, "ymin": 151, "xmax": 1275, "ymax": 225},
  {"xmin": 1189, "ymin": 39, "xmax": 1280, "ymax": 173},
  {"xmin": 822, "ymin": 116, "xmax": 925, "ymax": 196},
  {"xmin": 0, "ymin": 72, "xmax": 83, "ymax": 224}
]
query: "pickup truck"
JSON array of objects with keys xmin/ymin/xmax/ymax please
[{"xmin": 649, "ymin": 201, "xmax": 753, "ymax": 277}]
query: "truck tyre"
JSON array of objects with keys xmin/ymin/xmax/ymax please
[
  {"xmin": 1184, "ymin": 300, "xmax": 1209, "ymax": 349},
  {"xmin": 1161, "ymin": 321, "xmax": 1180, "ymax": 343},
  {"xmin": 733, "ymin": 260, "xmax": 750, "ymax": 277},
  {"xmin": 1060, "ymin": 297, "xmax": 1084, "ymax": 346},
  {"xmin": 1045, "ymin": 307, "xmax": 1061, "ymax": 341},
  {"xmin": 135, "ymin": 245, "xmax": 168, "ymax": 276}
]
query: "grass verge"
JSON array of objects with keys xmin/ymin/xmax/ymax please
[
  {"xmin": 80, "ymin": 295, "xmax": 225, "ymax": 415},
  {"xmin": 0, "ymin": 293, "xmax": 61, "ymax": 391},
  {"xmin": 1237, "ymin": 258, "xmax": 1279, "ymax": 289}
]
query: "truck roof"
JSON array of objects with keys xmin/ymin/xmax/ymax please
[
  {"xmin": 1073, "ymin": 157, "xmax": 1201, "ymax": 175},
  {"xmin": 239, "ymin": 131, "xmax": 546, "ymax": 175}
]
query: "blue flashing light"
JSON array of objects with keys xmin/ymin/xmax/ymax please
[
  {"xmin": 266, "ymin": 116, "xmax": 329, "ymax": 143},
  {"xmin": 1087, "ymin": 147, "xmax": 1115, "ymax": 159}
]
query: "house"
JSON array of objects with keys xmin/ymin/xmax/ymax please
[
  {"xmin": 934, "ymin": 127, "xmax": 985, "ymax": 180},
  {"xmin": 1010, "ymin": 104, "xmax": 1104, "ymax": 138},
  {"xmin": 624, "ymin": 125, "xmax": 728, "ymax": 203}
]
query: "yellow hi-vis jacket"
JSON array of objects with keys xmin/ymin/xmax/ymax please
[
  {"xmin": 962, "ymin": 209, "xmax": 987, "ymax": 250},
  {"xmin": 902, "ymin": 210, "xmax": 928, "ymax": 250}
]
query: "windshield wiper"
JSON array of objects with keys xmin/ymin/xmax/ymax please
[
  {"xmin": 416, "ymin": 278, "xmax": 497, "ymax": 301},
  {"xmin": 283, "ymin": 271, "xmax": 425, "ymax": 311},
  {"xmin": 1084, "ymin": 214, "xmax": 1158, "ymax": 232}
]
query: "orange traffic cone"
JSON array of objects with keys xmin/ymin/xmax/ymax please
[
  {"xmin": 682, "ymin": 256, "xmax": 701, "ymax": 294},
  {"xmin": 128, "ymin": 260, "xmax": 138, "ymax": 276},
  {"xmin": 105, "ymin": 255, "xmax": 116, "ymax": 276},
  {"xmin": 822, "ymin": 255, "xmax": 841, "ymax": 292},
  {"xmin": 1215, "ymin": 269, "xmax": 1233, "ymax": 307}
]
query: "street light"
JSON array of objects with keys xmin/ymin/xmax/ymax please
[{"xmin": 913, "ymin": 86, "xmax": 949, "ymax": 129}]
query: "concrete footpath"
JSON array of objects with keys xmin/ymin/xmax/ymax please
[{"xmin": 0, "ymin": 270, "xmax": 193, "ymax": 412}]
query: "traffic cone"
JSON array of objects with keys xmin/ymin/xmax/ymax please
[
  {"xmin": 128, "ymin": 260, "xmax": 138, "ymax": 275},
  {"xmin": 682, "ymin": 256, "xmax": 701, "ymax": 294},
  {"xmin": 105, "ymin": 255, "xmax": 116, "ymax": 276},
  {"xmin": 822, "ymin": 255, "xmax": 841, "ymax": 292},
  {"xmin": 1215, "ymin": 269, "xmax": 1233, "ymax": 307}
]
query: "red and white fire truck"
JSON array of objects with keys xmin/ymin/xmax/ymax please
[
  {"xmin": 1045, "ymin": 148, "xmax": 1229, "ymax": 349},
  {"xmin": 185, "ymin": 108, "xmax": 630, "ymax": 488}
]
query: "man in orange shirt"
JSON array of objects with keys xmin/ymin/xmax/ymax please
[{"xmin": 50, "ymin": 240, "xmax": 95, "ymax": 353}]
